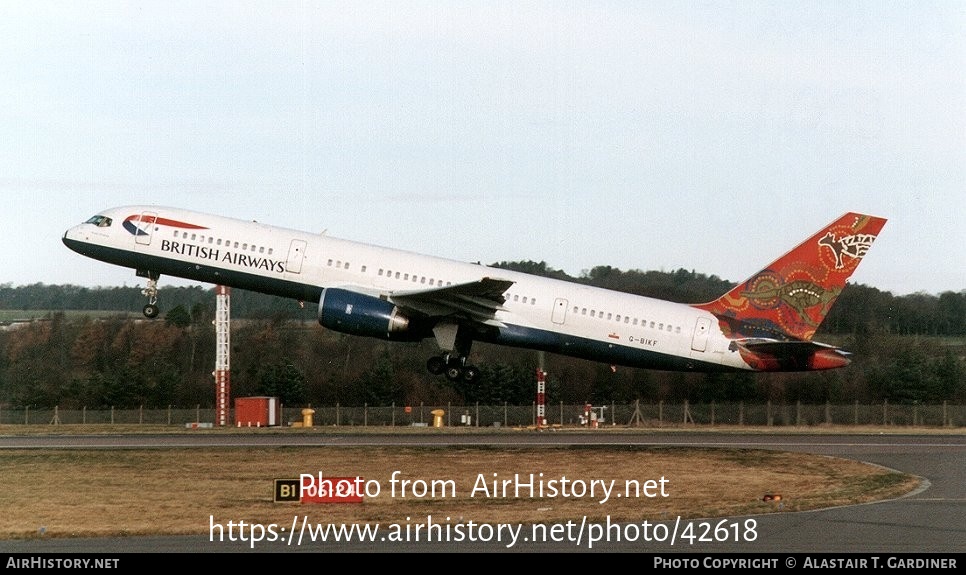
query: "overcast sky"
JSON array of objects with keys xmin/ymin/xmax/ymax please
[{"xmin": 1, "ymin": 1, "xmax": 963, "ymax": 296}]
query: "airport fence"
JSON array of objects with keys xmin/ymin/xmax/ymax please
[{"xmin": 0, "ymin": 401, "xmax": 962, "ymax": 428}]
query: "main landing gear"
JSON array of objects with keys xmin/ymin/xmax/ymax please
[
  {"xmin": 138, "ymin": 270, "xmax": 160, "ymax": 318},
  {"xmin": 426, "ymin": 355, "xmax": 480, "ymax": 383},
  {"xmin": 426, "ymin": 322, "xmax": 480, "ymax": 383}
]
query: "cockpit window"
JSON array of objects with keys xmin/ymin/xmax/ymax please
[{"xmin": 85, "ymin": 215, "xmax": 113, "ymax": 228}]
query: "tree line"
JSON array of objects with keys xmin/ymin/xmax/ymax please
[{"xmin": 0, "ymin": 264, "xmax": 962, "ymax": 409}]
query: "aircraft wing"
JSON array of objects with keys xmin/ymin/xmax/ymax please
[{"xmin": 389, "ymin": 277, "xmax": 515, "ymax": 323}]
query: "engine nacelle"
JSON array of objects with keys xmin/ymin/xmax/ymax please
[{"xmin": 318, "ymin": 288, "xmax": 416, "ymax": 340}]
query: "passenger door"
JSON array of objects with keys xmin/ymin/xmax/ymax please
[
  {"xmin": 552, "ymin": 298, "xmax": 568, "ymax": 325},
  {"xmin": 134, "ymin": 211, "xmax": 158, "ymax": 246},
  {"xmin": 285, "ymin": 239, "xmax": 307, "ymax": 274},
  {"xmin": 691, "ymin": 317, "xmax": 712, "ymax": 352}
]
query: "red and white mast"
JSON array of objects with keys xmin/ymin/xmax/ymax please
[
  {"xmin": 536, "ymin": 368, "xmax": 547, "ymax": 429},
  {"xmin": 214, "ymin": 285, "xmax": 231, "ymax": 427}
]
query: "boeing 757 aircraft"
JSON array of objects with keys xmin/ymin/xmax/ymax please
[{"xmin": 64, "ymin": 208, "xmax": 886, "ymax": 382}]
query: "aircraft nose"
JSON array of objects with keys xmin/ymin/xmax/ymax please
[
  {"xmin": 63, "ymin": 227, "xmax": 76, "ymax": 248},
  {"xmin": 62, "ymin": 224, "xmax": 88, "ymax": 254}
]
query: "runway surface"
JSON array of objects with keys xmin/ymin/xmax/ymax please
[{"xmin": 2, "ymin": 430, "xmax": 964, "ymax": 553}]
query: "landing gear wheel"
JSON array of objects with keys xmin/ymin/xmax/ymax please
[
  {"xmin": 426, "ymin": 356, "xmax": 446, "ymax": 376},
  {"xmin": 462, "ymin": 365, "xmax": 480, "ymax": 383},
  {"xmin": 445, "ymin": 365, "xmax": 463, "ymax": 382},
  {"xmin": 139, "ymin": 271, "xmax": 161, "ymax": 319}
]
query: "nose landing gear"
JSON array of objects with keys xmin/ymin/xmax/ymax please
[{"xmin": 138, "ymin": 270, "xmax": 160, "ymax": 318}]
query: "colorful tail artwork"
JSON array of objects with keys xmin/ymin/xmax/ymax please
[{"xmin": 694, "ymin": 212, "xmax": 888, "ymax": 343}]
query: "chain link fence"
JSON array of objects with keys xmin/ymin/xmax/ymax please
[{"xmin": 1, "ymin": 401, "xmax": 961, "ymax": 428}]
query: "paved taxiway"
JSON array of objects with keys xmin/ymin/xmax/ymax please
[{"xmin": 2, "ymin": 431, "xmax": 964, "ymax": 552}]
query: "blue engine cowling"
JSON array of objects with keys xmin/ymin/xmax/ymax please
[{"xmin": 318, "ymin": 288, "xmax": 421, "ymax": 341}]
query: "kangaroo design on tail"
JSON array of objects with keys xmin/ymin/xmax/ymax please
[{"xmin": 818, "ymin": 232, "xmax": 878, "ymax": 270}]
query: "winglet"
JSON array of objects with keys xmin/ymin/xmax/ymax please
[{"xmin": 693, "ymin": 213, "xmax": 887, "ymax": 341}]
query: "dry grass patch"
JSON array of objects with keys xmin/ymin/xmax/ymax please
[{"xmin": 0, "ymin": 446, "xmax": 919, "ymax": 539}]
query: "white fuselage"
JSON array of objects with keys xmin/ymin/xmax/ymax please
[{"xmin": 63, "ymin": 205, "xmax": 748, "ymax": 372}]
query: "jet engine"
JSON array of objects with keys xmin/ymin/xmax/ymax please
[{"xmin": 318, "ymin": 288, "xmax": 421, "ymax": 341}]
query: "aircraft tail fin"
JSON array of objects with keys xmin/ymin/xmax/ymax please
[{"xmin": 693, "ymin": 212, "xmax": 887, "ymax": 342}]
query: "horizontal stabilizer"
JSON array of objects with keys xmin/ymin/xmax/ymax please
[{"xmin": 734, "ymin": 339, "xmax": 850, "ymax": 371}]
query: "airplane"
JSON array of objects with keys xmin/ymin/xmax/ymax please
[{"xmin": 63, "ymin": 207, "xmax": 886, "ymax": 381}]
